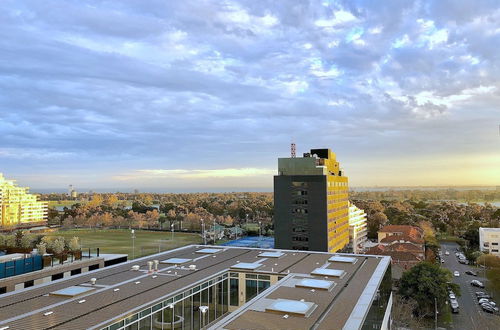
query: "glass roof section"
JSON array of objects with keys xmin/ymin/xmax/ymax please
[
  {"xmin": 266, "ymin": 299, "xmax": 316, "ymax": 317},
  {"xmin": 258, "ymin": 251, "xmax": 284, "ymax": 258},
  {"xmin": 50, "ymin": 286, "xmax": 95, "ymax": 297},
  {"xmin": 295, "ymin": 278, "xmax": 335, "ymax": 291},
  {"xmin": 311, "ymin": 268, "xmax": 345, "ymax": 277},
  {"xmin": 230, "ymin": 262, "xmax": 263, "ymax": 270},
  {"xmin": 161, "ymin": 258, "xmax": 192, "ymax": 264},
  {"xmin": 196, "ymin": 248, "xmax": 222, "ymax": 254},
  {"xmin": 328, "ymin": 256, "xmax": 357, "ymax": 263}
]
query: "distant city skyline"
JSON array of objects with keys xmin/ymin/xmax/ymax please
[{"xmin": 1, "ymin": 1, "xmax": 499, "ymax": 190}]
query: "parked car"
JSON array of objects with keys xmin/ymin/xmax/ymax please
[
  {"xmin": 454, "ymin": 271, "xmax": 460, "ymax": 277},
  {"xmin": 481, "ymin": 304, "xmax": 498, "ymax": 313},
  {"xmin": 471, "ymin": 280, "xmax": 485, "ymax": 288},
  {"xmin": 465, "ymin": 270, "xmax": 477, "ymax": 276},
  {"xmin": 475, "ymin": 291, "xmax": 485, "ymax": 296},
  {"xmin": 477, "ymin": 294, "xmax": 491, "ymax": 300},
  {"xmin": 445, "ymin": 251, "xmax": 450, "ymax": 255},
  {"xmin": 450, "ymin": 300, "xmax": 460, "ymax": 313},
  {"xmin": 449, "ymin": 293, "xmax": 456, "ymax": 300},
  {"xmin": 478, "ymin": 298, "xmax": 490, "ymax": 304}
]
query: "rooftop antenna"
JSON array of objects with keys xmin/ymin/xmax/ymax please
[{"xmin": 291, "ymin": 142, "xmax": 296, "ymax": 158}]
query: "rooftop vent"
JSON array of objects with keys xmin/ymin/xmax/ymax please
[
  {"xmin": 258, "ymin": 251, "xmax": 284, "ymax": 258},
  {"xmin": 196, "ymin": 248, "xmax": 222, "ymax": 254},
  {"xmin": 295, "ymin": 278, "xmax": 336, "ymax": 291},
  {"xmin": 311, "ymin": 268, "xmax": 345, "ymax": 277},
  {"xmin": 266, "ymin": 299, "xmax": 316, "ymax": 317},
  {"xmin": 161, "ymin": 258, "xmax": 192, "ymax": 264},
  {"xmin": 328, "ymin": 256, "xmax": 357, "ymax": 264},
  {"xmin": 49, "ymin": 286, "xmax": 95, "ymax": 297},
  {"xmin": 231, "ymin": 262, "xmax": 263, "ymax": 270}
]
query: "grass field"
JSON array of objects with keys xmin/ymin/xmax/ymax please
[
  {"xmin": 45, "ymin": 229, "xmax": 202, "ymax": 259},
  {"xmin": 47, "ymin": 200, "xmax": 80, "ymax": 208}
]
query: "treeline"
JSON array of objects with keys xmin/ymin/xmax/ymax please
[
  {"xmin": 0, "ymin": 231, "xmax": 80, "ymax": 255},
  {"xmin": 45, "ymin": 192, "xmax": 273, "ymax": 232},
  {"xmin": 351, "ymin": 188, "xmax": 500, "ymax": 202},
  {"xmin": 353, "ymin": 199, "xmax": 500, "ymax": 240}
]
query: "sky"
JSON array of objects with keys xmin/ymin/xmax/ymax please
[{"xmin": 0, "ymin": 0, "xmax": 499, "ymax": 192}]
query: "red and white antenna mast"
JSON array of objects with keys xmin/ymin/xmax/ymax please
[{"xmin": 291, "ymin": 143, "xmax": 296, "ymax": 158}]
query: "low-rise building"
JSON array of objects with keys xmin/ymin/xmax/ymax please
[
  {"xmin": 0, "ymin": 245, "xmax": 392, "ymax": 330},
  {"xmin": 348, "ymin": 202, "xmax": 368, "ymax": 254},
  {"xmin": 368, "ymin": 225, "xmax": 425, "ymax": 276},
  {"xmin": 479, "ymin": 227, "xmax": 500, "ymax": 256}
]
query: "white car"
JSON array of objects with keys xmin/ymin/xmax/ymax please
[
  {"xmin": 454, "ymin": 271, "xmax": 460, "ymax": 277},
  {"xmin": 445, "ymin": 251, "xmax": 450, "ymax": 255},
  {"xmin": 449, "ymin": 293, "xmax": 456, "ymax": 299}
]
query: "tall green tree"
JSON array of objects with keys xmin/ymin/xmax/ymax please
[{"xmin": 399, "ymin": 262, "xmax": 460, "ymax": 316}]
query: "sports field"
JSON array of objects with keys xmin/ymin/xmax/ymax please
[{"xmin": 45, "ymin": 229, "xmax": 202, "ymax": 259}]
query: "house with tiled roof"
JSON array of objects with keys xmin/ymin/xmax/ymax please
[{"xmin": 367, "ymin": 225, "xmax": 426, "ymax": 277}]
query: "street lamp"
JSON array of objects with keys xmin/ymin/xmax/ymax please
[
  {"xmin": 213, "ymin": 218, "xmax": 217, "ymax": 244},
  {"xmin": 131, "ymin": 229, "xmax": 136, "ymax": 260},
  {"xmin": 171, "ymin": 222, "xmax": 175, "ymax": 241},
  {"xmin": 199, "ymin": 305, "xmax": 208, "ymax": 329}
]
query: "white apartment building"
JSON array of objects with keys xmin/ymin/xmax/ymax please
[
  {"xmin": 349, "ymin": 202, "xmax": 368, "ymax": 254},
  {"xmin": 479, "ymin": 227, "xmax": 500, "ymax": 256}
]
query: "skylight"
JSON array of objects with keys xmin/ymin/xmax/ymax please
[
  {"xmin": 328, "ymin": 256, "xmax": 357, "ymax": 263},
  {"xmin": 196, "ymin": 248, "xmax": 222, "ymax": 254},
  {"xmin": 161, "ymin": 258, "xmax": 192, "ymax": 264},
  {"xmin": 231, "ymin": 262, "xmax": 263, "ymax": 270},
  {"xmin": 50, "ymin": 286, "xmax": 95, "ymax": 297},
  {"xmin": 311, "ymin": 268, "xmax": 345, "ymax": 277},
  {"xmin": 295, "ymin": 278, "xmax": 336, "ymax": 291},
  {"xmin": 258, "ymin": 251, "xmax": 284, "ymax": 258},
  {"xmin": 266, "ymin": 299, "xmax": 316, "ymax": 317}
]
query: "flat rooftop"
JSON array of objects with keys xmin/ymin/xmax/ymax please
[{"xmin": 0, "ymin": 245, "xmax": 390, "ymax": 330}]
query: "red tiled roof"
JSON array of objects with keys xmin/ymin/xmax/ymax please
[
  {"xmin": 380, "ymin": 234, "xmax": 424, "ymax": 244},
  {"xmin": 379, "ymin": 225, "xmax": 423, "ymax": 240},
  {"xmin": 366, "ymin": 244, "xmax": 423, "ymax": 262},
  {"xmin": 390, "ymin": 242, "xmax": 424, "ymax": 253}
]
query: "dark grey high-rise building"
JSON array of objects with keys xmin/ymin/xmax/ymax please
[{"xmin": 274, "ymin": 148, "xmax": 349, "ymax": 252}]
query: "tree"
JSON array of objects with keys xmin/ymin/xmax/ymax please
[
  {"xmin": 367, "ymin": 212, "xmax": 387, "ymax": 239},
  {"xmin": 36, "ymin": 242, "xmax": 47, "ymax": 255},
  {"xmin": 145, "ymin": 209, "xmax": 160, "ymax": 229},
  {"xmin": 399, "ymin": 262, "xmax": 460, "ymax": 316},
  {"xmin": 391, "ymin": 294, "xmax": 426, "ymax": 328},
  {"xmin": 68, "ymin": 237, "xmax": 80, "ymax": 252},
  {"xmin": 50, "ymin": 237, "xmax": 66, "ymax": 255}
]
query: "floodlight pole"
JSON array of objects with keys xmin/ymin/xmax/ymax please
[
  {"xmin": 200, "ymin": 305, "xmax": 208, "ymax": 329},
  {"xmin": 131, "ymin": 229, "xmax": 136, "ymax": 260}
]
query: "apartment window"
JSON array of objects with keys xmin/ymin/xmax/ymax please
[
  {"xmin": 492, "ymin": 249, "xmax": 499, "ymax": 253},
  {"xmin": 492, "ymin": 242, "xmax": 498, "ymax": 246},
  {"xmin": 230, "ymin": 278, "xmax": 239, "ymax": 306}
]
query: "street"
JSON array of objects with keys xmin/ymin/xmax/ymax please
[{"xmin": 440, "ymin": 242, "xmax": 499, "ymax": 330}]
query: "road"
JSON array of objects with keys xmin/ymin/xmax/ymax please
[{"xmin": 440, "ymin": 242, "xmax": 499, "ymax": 330}]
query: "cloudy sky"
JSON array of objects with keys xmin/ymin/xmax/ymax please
[{"xmin": 1, "ymin": 0, "xmax": 499, "ymax": 192}]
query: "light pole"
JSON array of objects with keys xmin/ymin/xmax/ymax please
[
  {"xmin": 199, "ymin": 305, "xmax": 208, "ymax": 329},
  {"xmin": 213, "ymin": 218, "xmax": 217, "ymax": 244},
  {"xmin": 131, "ymin": 229, "xmax": 136, "ymax": 260},
  {"xmin": 259, "ymin": 221, "xmax": 262, "ymax": 245},
  {"xmin": 169, "ymin": 303, "xmax": 174, "ymax": 329},
  {"xmin": 171, "ymin": 222, "xmax": 174, "ymax": 241},
  {"xmin": 201, "ymin": 219, "xmax": 206, "ymax": 245}
]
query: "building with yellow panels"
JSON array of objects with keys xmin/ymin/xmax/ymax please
[
  {"xmin": 0, "ymin": 173, "xmax": 48, "ymax": 228},
  {"xmin": 274, "ymin": 148, "xmax": 349, "ymax": 253}
]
